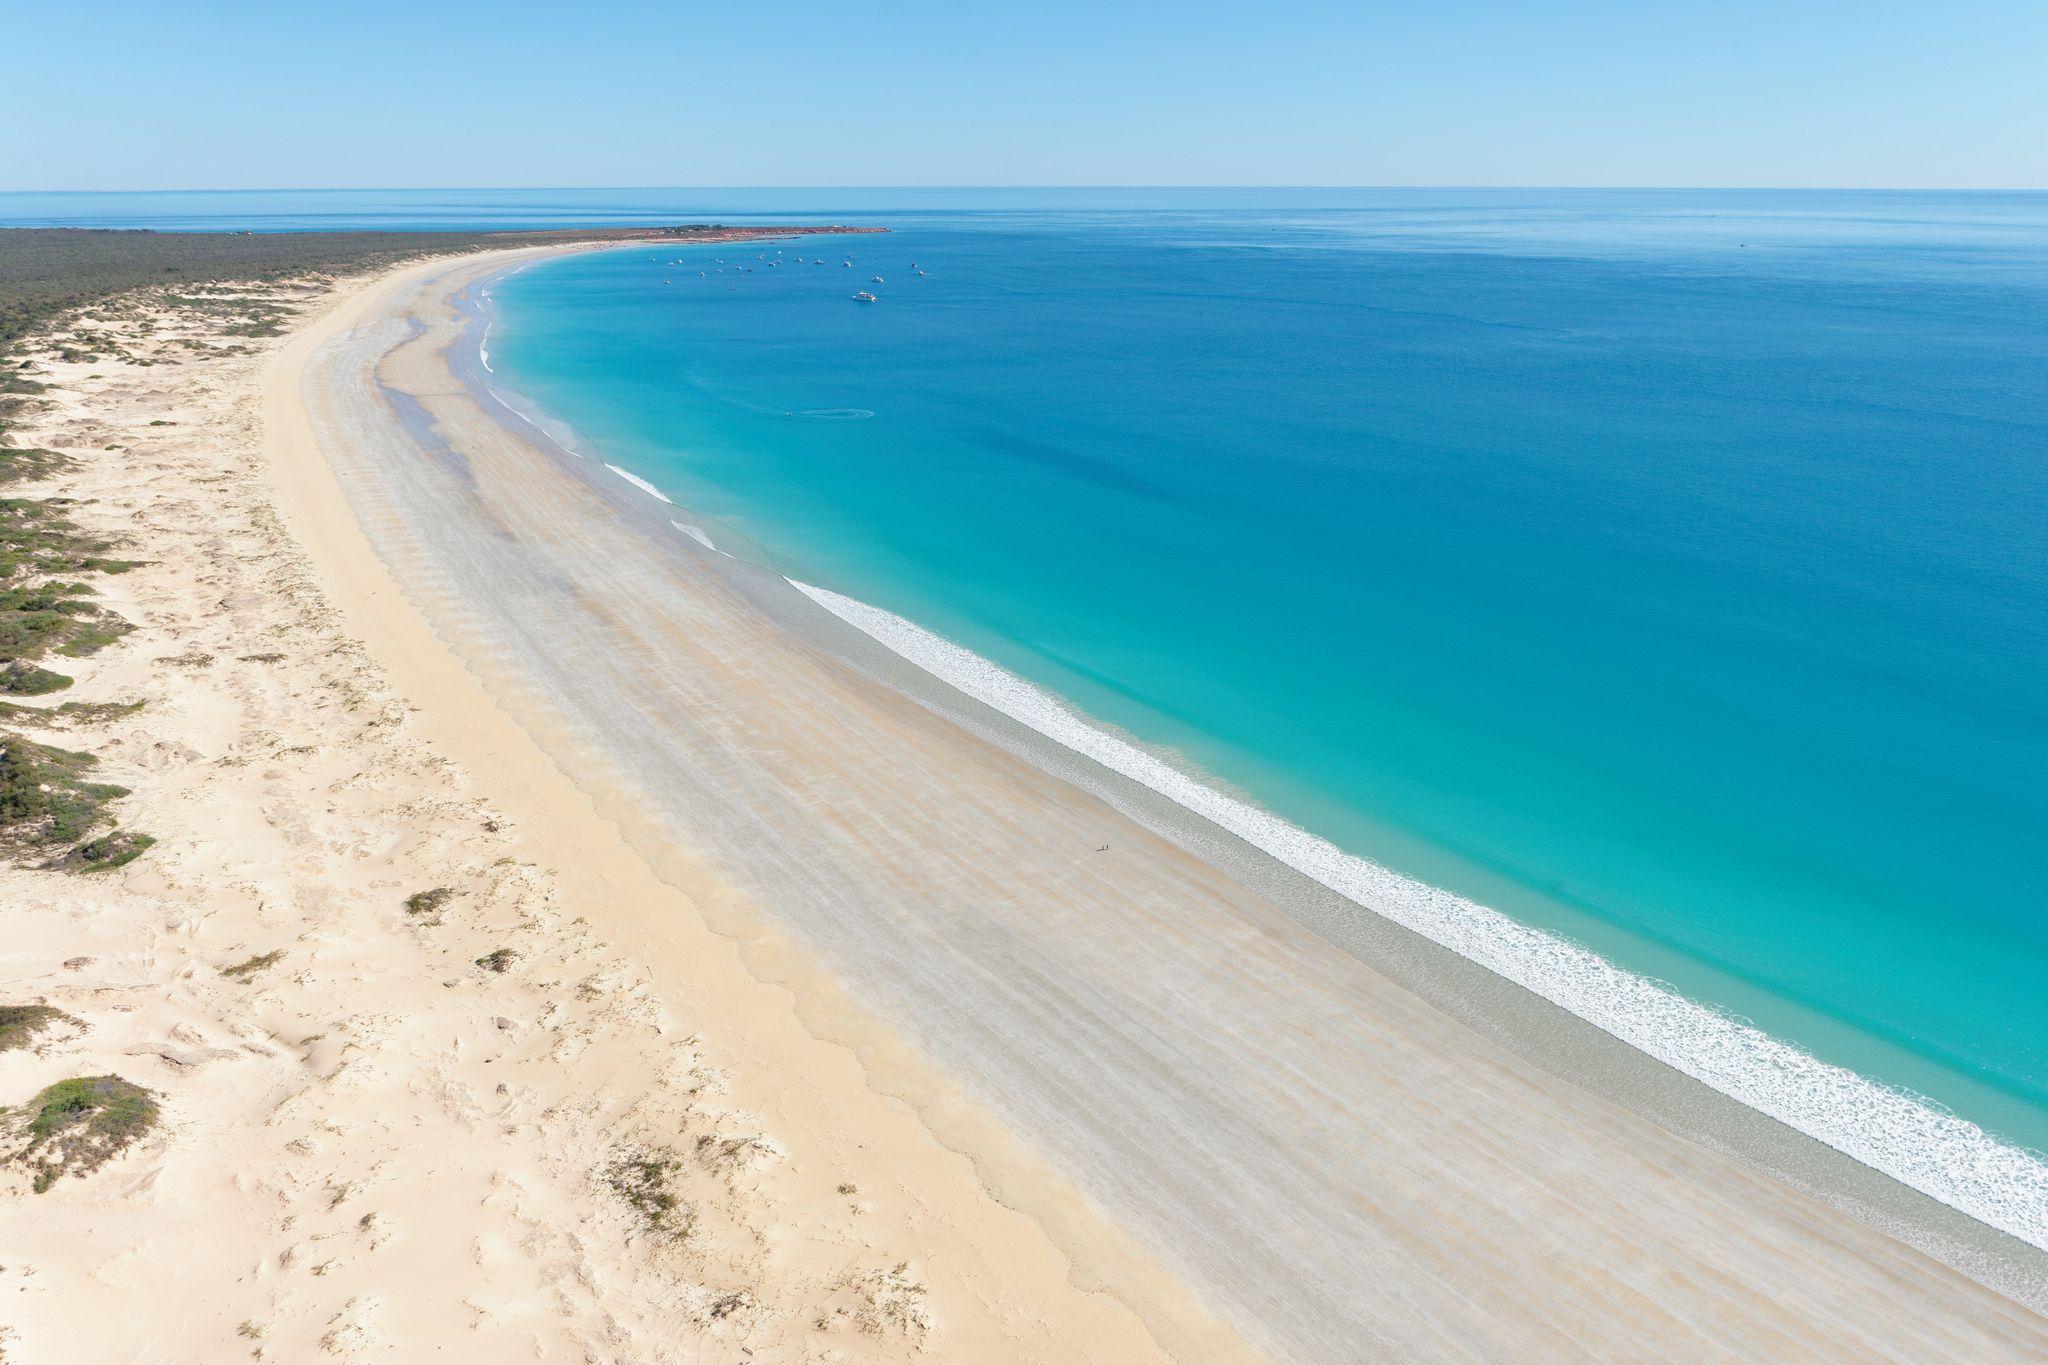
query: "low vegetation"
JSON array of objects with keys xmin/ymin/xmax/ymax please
[
  {"xmin": 0, "ymin": 497, "xmax": 140, "ymax": 713},
  {"xmin": 0, "ymin": 1003, "xmax": 80, "ymax": 1053},
  {"xmin": 0, "ymin": 225, "xmax": 745, "ymax": 351},
  {"xmin": 220, "ymin": 949, "xmax": 286, "ymax": 982},
  {"xmin": 404, "ymin": 886, "xmax": 453, "ymax": 917},
  {"xmin": 0, "ymin": 442, "xmax": 69, "ymax": 486},
  {"xmin": 0, "ymin": 497, "xmax": 142, "ymax": 580},
  {"xmin": 605, "ymin": 1146, "xmax": 693, "ymax": 1235},
  {"xmin": 0, "ymin": 697, "xmax": 142, "ymax": 729},
  {"xmin": 0, "ymin": 220, "xmax": 798, "ymax": 880},
  {"xmin": 50, "ymin": 829, "xmax": 155, "ymax": 872},
  {"xmin": 0, "ymin": 490, "xmax": 148, "ymax": 857},
  {"xmin": 0, "ymin": 578, "xmax": 132, "ymax": 666},
  {"xmin": 1, "ymin": 660, "xmax": 70, "ymax": 695},
  {"xmin": 475, "ymin": 947, "xmax": 518, "ymax": 974},
  {"xmin": 0, "ymin": 733, "xmax": 134, "ymax": 858},
  {"xmin": 4, "ymin": 1074, "xmax": 158, "ymax": 1192}
]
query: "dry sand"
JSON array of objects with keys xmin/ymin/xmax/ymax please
[
  {"xmin": 2, "ymin": 244, "xmax": 2045, "ymax": 1363},
  {"xmin": 0, "ymin": 258, "xmax": 1173, "ymax": 1363}
]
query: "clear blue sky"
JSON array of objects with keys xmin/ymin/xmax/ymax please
[{"xmin": 6, "ymin": 0, "xmax": 2044, "ymax": 190}]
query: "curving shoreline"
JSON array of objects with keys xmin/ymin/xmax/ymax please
[
  {"xmin": 467, "ymin": 243, "xmax": 2048, "ymax": 1292},
  {"xmin": 267, "ymin": 244, "xmax": 1194, "ymax": 1363},
  {"xmin": 291, "ymin": 243, "xmax": 2048, "ymax": 1358}
]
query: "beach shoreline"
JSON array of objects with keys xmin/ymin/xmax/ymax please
[
  {"xmin": 279, "ymin": 242, "xmax": 2048, "ymax": 1357},
  {"xmin": 459, "ymin": 243, "xmax": 2048, "ymax": 1304},
  {"xmin": 0, "ymin": 241, "xmax": 1179, "ymax": 1362},
  {"xmin": 266, "ymin": 244, "xmax": 1213, "ymax": 1359}
]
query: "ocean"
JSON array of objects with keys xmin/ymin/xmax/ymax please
[{"xmin": 11, "ymin": 187, "xmax": 2048, "ymax": 1237}]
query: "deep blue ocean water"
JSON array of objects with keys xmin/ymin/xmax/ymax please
[{"xmin": 10, "ymin": 189, "xmax": 2046, "ymax": 1164}]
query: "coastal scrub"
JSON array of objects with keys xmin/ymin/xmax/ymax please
[
  {"xmin": 0, "ymin": 731, "xmax": 150, "ymax": 869},
  {"xmin": 404, "ymin": 886, "xmax": 453, "ymax": 917},
  {"xmin": 605, "ymin": 1146, "xmax": 693, "ymax": 1236},
  {"xmin": 0, "ymin": 733, "xmax": 126, "ymax": 845},
  {"xmin": 0, "ymin": 1004, "xmax": 80, "ymax": 1053},
  {"xmin": 5, "ymin": 1074, "xmax": 158, "ymax": 1192},
  {"xmin": 220, "ymin": 950, "xmax": 285, "ymax": 982}
]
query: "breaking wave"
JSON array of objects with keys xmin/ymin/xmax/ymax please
[{"xmin": 789, "ymin": 578, "xmax": 2048, "ymax": 1253}]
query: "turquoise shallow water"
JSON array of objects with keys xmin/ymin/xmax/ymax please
[{"xmin": 478, "ymin": 191, "xmax": 2048, "ymax": 1161}]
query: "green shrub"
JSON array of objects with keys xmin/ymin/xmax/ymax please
[
  {"xmin": 58, "ymin": 830, "xmax": 154, "ymax": 871},
  {"xmin": 0, "ymin": 732, "xmax": 126, "ymax": 847},
  {"xmin": 475, "ymin": 948, "xmax": 517, "ymax": 974},
  {"xmin": 0, "ymin": 661, "xmax": 71, "ymax": 695},
  {"xmin": 0, "ymin": 1003, "xmax": 79, "ymax": 1052},
  {"xmin": 7, "ymin": 1074, "xmax": 158, "ymax": 1191},
  {"xmin": 220, "ymin": 950, "xmax": 285, "ymax": 981},
  {"xmin": 405, "ymin": 886, "xmax": 453, "ymax": 916}
]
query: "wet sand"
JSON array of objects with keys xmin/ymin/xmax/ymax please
[{"xmin": 286, "ymin": 245, "xmax": 2048, "ymax": 1361}]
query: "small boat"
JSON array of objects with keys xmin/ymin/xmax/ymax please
[
  {"xmin": 842, "ymin": 260, "xmax": 853, "ymax": 267},
  {"xmin": 871, "ymin": 275, "xmax": 885, "ymax": 284},
  {"xmin": 853, "ymin": 290, "xmax": 878, "ymax": 303}
]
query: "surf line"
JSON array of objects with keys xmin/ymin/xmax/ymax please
[
  {"xmin": 671, "ymin": 520, "xmax": 726, "ymax": 554},
  {"xmin": 607, "ymin": 464, "xmax": 673, "ymax": 504},
  {"xmin": 787, "ymin": 577, "xmax": 2048, "ymax": 1254}
]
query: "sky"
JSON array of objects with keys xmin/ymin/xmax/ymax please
[{"xmin": 4, "ymin": 0, "xmax": 2044, "ymax": 191}]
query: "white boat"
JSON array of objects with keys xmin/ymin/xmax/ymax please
[
  {"xmin": 853, "ymin": 290, "xmax": 878, "ymax": 303},
  {"xmin": 872, "ymin": 275, "xmax": 885, "ymax": 284}
]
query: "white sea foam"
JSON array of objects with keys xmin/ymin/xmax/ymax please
[
  {"xmin": 472, "ymin": 378, "xmax": 579, "ymax": 456},
  {"xmin": 670, "ymin": 520, "xmax": 724, "ymax": 553},
  {"xmin": 790, "ymin": 579, "xmax": 2048, "ymax": 1252},
  {"xmin": 607, "ymin": 464, "xmax": 673, "ymax": 504}
]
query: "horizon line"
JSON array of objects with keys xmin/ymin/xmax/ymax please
[{"xmin": 5, "ymin": 183, "xmax": 2047, "ymax": 197}]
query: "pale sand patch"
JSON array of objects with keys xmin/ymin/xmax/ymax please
[{"xmin": 0, "ymin": 262, "xmax": 1172, "ymax": 1361}]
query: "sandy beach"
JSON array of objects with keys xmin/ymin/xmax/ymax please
[
  {"xmin": 301, "ymin": 245, "xmax": 2048, "ymax": 1358},
  {"xmin": 2, "ymin": 240, "xmax": 2044, "ymax": 1361},
  {"xmin": 0, "ymin": 250, "xmax": 1175, "ymax": 1363}
]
